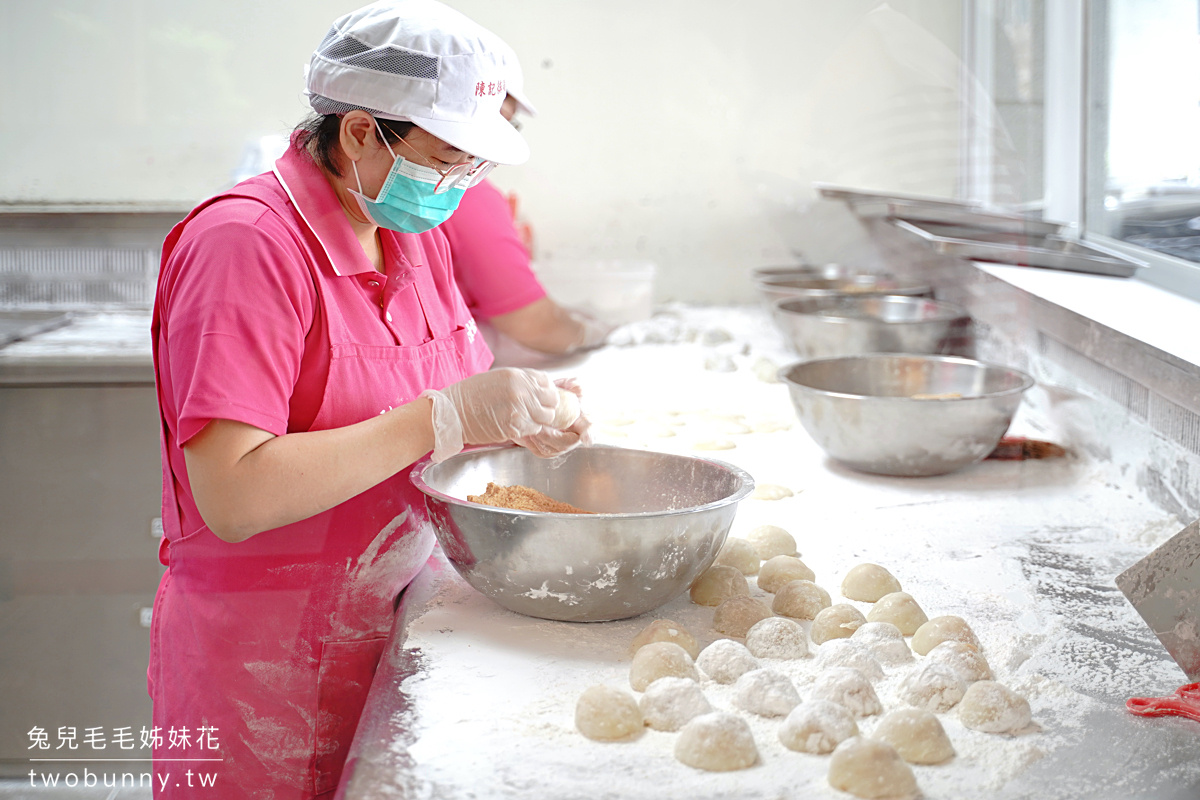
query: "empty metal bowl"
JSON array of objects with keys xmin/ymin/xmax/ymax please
[
  {"xmin": 781, "ymin": 354, "xmax": 1034, "ymax": 477},
  {"xmin": 756, "ymin": 274, "xmax": 933, "ymax": 308},
  {"xmin": 410, "ymin": 444, "xmax": 755, "ymax": 622},
  {"xmin": 773, "ymin": 295, "xmax": 974, "ymax": 360}
]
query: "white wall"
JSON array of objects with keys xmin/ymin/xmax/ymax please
[{"xmin": 1, "ymin": 1, "xmax": 965, "ymax": 305}]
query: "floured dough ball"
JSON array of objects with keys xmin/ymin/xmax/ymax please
[
  {"xmin": 866, "ymin": 591, "xmax": 929, "ymax": 636},
  {"xmin": 675, "ymin": 711, "xmax": 759, "ymax": 771},
  {"xmin": 898, "ymin": 661, "xmax": 967, "ymax": 712},
  {"xmin": 912, "ymin": 615, "xmax": 981, "ymax": 656},
  {"xmin": 639, "ymin": 676, "xmax": 713, "ymax": 731},
  {"xmin": 811, "ymin": 603, "xmax": 867, "ymax": 644},
  {"xmin": 813, "ymin": 639, "xmax": 884, "ymax": 682},
  {"xmin": 927, "ymin": 640, "xmax": 992, "ymax": 683},
  {"xmin": 690, "ymin": 565, "xmax": 750, "ymax": 607},
  {"xmin": 745, "ymin": 524, "xmax": 798, "ymax": 559},
  {"xmin": 575, "ymin": 685, "xmax": 642, "ymax": 741},
  {"xmin": 851, "ymin": 622, "xmax": 913, "ymax": 665},
  {"xmin": 752, "ymin": 484, "xmax": 794, "ymax": 501},
  {"xmin": 757, "ymin": 555, "xmax": 817, "ymax": 593},
  {"xmin": 714, "ymin": 537, "xmax": 761, "ymax": 575},
  {"xmin": 828, "ymin": 737, "xmax": 918, "ymax": 800},
  {"xmin": 694, "ymin": 438, "xmax": 736, "ymax": 451},
  {"xmin": 778, "ymin": 699, "xmax": 859, "ymax": 754},
  {"xmin": 733, "ymin": 668, "xmax": 802, "ymax": 717},
  {"xmin": 745, "ymin": 617, "xmax": 809, "ymax": 659},
  {"xmin": 713, "ymin": 596, "xmax": 774, "ymax": 637},
  {"xmin": 841, "ymin": 563, "xmax": 903, "ymax": 602},
  {"xmin": 629, "ymin": 641, "xmax": 699, "ymax": 692},
  {"xmin": 810, "ymin": 667, "xmax": 882, "ymax": 718},
  {"xmin": 773, "ymin": 579, "xmax": 832, "ymax": 620},
  {"xmin": 695, "ymin": 638, "xmax": 759, "ymax": 684},
  {"xmin": 872, "ymin": 708, "xmax": 955, "ymax": 765},
  {"xmin": 630, "ymin": 618, "xmax": 700, "ymax": 660},
  {"xmin": 552, "ymin": 389, "xmax": 582, "ymax": 429},
  {"xmin": 958, "ymin": 681, "xmax": 1032, "ymax": 734}
]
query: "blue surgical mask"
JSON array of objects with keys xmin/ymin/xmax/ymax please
[{"xmin": 348, "ymin": 152, "xmax": 466, "ymax": 234}]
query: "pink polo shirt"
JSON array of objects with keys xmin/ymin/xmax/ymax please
[
  {"xmin": 440, "ymin": 178, "xmax": 547, "ymax": 319},
  {"xmin": 153, "ymin": 140, "xmax": 492, "ymax": 554}
]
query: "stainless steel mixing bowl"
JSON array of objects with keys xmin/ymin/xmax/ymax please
[
  {"xmin": 773, "ymin": 295, "xmax": 974, "ymax": 360},
  {"xmin": 756, "ymin": 274, "xmax": 934, "ymax": 308},
  {"xmin": 781, "ymin": 354, "xmax": 1034, "ymax": 477},
  {"xmin": 410, "ymin": 445, "xmax": 755, "ymax": 622}
]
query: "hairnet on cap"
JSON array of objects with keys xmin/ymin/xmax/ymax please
[{"xmin": 304, "ymin": 0, "xmax": 529, "ymax": 165}]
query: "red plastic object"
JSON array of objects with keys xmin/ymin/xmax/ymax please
[{"xmin": 1127, "ymin": 683, "xmax": 1200, "ymax": 722}]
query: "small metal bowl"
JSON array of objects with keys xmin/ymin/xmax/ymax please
[
  {"xmin": 756, "ymin": 274, "xmax": 933, "ymax": 308},
  {"xmin": 781, "ymin": 354, "xmax": 1034, "ymax": 477},
  {"xmin": 410, "ymin": 445, "xmax": 755, "ymax": 622},
  {"xmin": 773, "ymin": 295, "xmax": 974, "ymax": 360}
]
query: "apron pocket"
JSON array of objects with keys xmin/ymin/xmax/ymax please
[{"xmin": 312, "ymin": 637, "xmax": 388, "ymax": 794}]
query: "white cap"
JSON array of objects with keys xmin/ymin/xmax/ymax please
[
  {"xmin": 304, "ymin": 0, "xmax": 529, "ymax": 165},
  {"xmin": 486, "ymin": 34, "xmax": 538, "ymax": 118}
]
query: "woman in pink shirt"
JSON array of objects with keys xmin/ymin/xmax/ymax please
[
  {"xmin": 149, "ymin": 2, "xmax": 587, "ymax": 797},
  {"xmin": 442, "ymin": 49, "xmax": 611, "ymax": 365}
]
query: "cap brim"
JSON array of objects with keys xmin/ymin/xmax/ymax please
[
  {"xmin": 508, "ymin": 88, "xmax": 538, "ymax": 118},
  {"xmin": 410, "ymin": 114, "xmax": 529, "ymax": 165}
]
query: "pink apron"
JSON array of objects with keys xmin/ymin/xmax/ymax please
[{"xmin": 149, "ymin": 181, "xmax": 489, "ymax": 798}]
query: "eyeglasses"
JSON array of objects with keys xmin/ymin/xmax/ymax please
[{"xmin": 394, "ymin": 135, "xmax": 494, "ymax": 194}]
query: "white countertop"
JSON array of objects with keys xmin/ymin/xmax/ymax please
[{"xmin": 342, "ymin": 306, "xmax": 1198, "ymax": 800}]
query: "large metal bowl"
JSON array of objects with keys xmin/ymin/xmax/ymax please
[
  {"xmin": 773, "ymin": 295, "xmax": 974, "ymax": 360},
  {"xmin": 410, "ymin": 445, "xmax": 755, "ymax": 622},
  {"xmin": 781, "ymin": 355, "xmax": 1034, "ymax": 477},
  {"xmin": 756, "ymin": 274, "xmax": 934, "ymax": 308}
]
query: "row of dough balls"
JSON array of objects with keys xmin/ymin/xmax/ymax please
[{"xmin": 576, "ymin": 617, "xmax": 1032, "ymax": 797}]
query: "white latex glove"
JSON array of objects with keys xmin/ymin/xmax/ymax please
[
  {"xmin": 421, "ymin": 369, "xmax": 588, "ymax": 462},
  {"xmin": 566, "ymin": 309, "xmax": 615, "ymax": 353},
  {"xmin": 515, "ymin": 378, "xmax": 592, "ymax": 457}
]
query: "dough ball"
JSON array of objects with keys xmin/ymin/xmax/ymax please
[
  {"xmin": 751, "ymin": 484, "xmax": 794, "ymax": 501},
  {"xmin": 552, "ymin": 389, "xmax": 581, "ymax": 429},
  {"xmin": 865, "ymin": 592, "xmax": 929, "ymax": 636},
  {"xmin": 778, "ymin": 699, "xmax": 859, "ymax": 754},
  {"xmin": 813, "ymin": 639, "xmax": 884, "ymax": 682},
  {"xmin": 695, "ymin": 638, "xmax": 760, "ymax": 684},
  {"xmin": 757, "ymin": 555, "xmax": 817, "ymax": 593},
  {"xmin": 674, "ymin": 711, "xmax": 759, "ymax": 771},
  {"xmin": 629, "ymin": 641, "xmax": 699, "ymax": 692},
  {"xmin": 850, "ymin": 622, "xmax": 914, "ymax": 665},
  {"xmin": 639, "ymin": 676, "xmax": 713, "ymax": 731},
  {"xmin": 898, "ymin": 661, "xmax": 967, "ymax": 712},
  {"xmin": 872, "ymin": 708, "xmax": 955, "ymax": 765},
  {"xmin": 811, "ymin": 603, "xmax": 867, "ymax": 644},
  {"xmin": 713, "ymin": 595, "xmax": 774, "ymax": 637},
  {"xmin": 828, "ymin": 736, "xmax": 918, "ymax": 800},
  {"xmin": 958, "ymin": 680, "xmax": 1032, "ymax": 734},
  {"xmin": 745, "ymin": 524, "xmax": 798, "ymax": 559},
  {"xmin": 911, "ymin": 615, "xmax": 981, "ymax": 656},
  {"xmin": 575, "ymin": 685, "xmax": 642, "ymax": 741},
  {"xmin": 810, "ymin": 667, "xmax": 882, "ymax": 718},
  {"xmin": 773, "ymin": 579, "xmax": 832, "ymax": 620},
  {"xmin": 733, "ymin": 668, "xmax": 802, "ymax": 717},
  {"xmin": 714, "ymin": 537, "xmax": 761, "ymax": 575},
  {"xmin": 745, "ymin": 616, "xmax": 809, "ymax": 659},
  {"xmin": 926, "ymin": 640, "xmax": 992, "ymax": 683},
  {"xmin": 630, "ymin": 618, "xmax": 700, "ymax": 660},
  {"xmin": 841, "ymin": 563, "xmax": 903, "ymax": 602},
  {"xmin": 690, "ymin": 565, "xmax": 750, "ymax": 607}
]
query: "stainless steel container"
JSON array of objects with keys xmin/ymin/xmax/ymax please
[
  {"xmin": 781, "ymin": 354, "xmax": 1033, "ymax": 477},
  {"xmin": 410, "ymin": 445, "xmax": 755, "ymax": 622},
  {"xmin": 756, "ymin": 274, "xmax": 933, "ymax": 308},
  {"xmin": 772, "ymin": 295, "xmax": 974, "ymax": 360}
]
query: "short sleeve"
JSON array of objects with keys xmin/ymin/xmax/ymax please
[
  {"xmin": 441, "ymin": 180, "xmax": 547, "ymax": 319},
  {"xmin": 159, "ymin": 200, "xmax": 316, "ymax": 445}
]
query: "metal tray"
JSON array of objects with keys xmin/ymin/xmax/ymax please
[
  {"xmin": 0, "ymin": 310, "xmax": 73, "ymax": 349},
  {"xmin": 815, "ymin": 183, "xmax": 1064, "ymax": 236},
  {"xmin": 891, "ymin": 219, "xmax": 1145, "ymax": 278}
]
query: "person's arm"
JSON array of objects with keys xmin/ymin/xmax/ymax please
[
  {"xmin": 489, "ymin": 296, "xmax": 612, "ymax": 355},
  {"xmin": 184, "ymin": 398, "xmax": 436, "ymax": 543}
]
